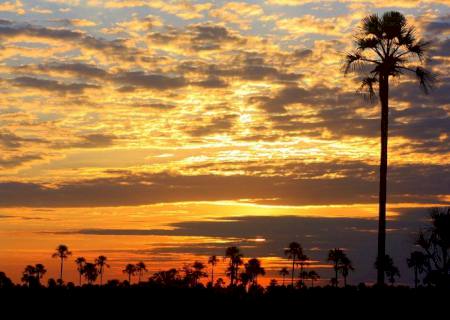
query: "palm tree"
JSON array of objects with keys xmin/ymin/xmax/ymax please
[
  {"xmin": 208, "ymin": 255, "xmax": 218, "ymax": 285},
  {"xmin": 135, "ymin": 261, "xmax": 148, "ymax": 283},
  {"xmin": 375, "ymin": 254, "xmax": 400, "ymax": 285},
  {"xmin": 308, "ymin": 270, "xmax": 320, "ymax": 287},
  {"xmin": 296, "ymin": 253, "xmax": 309, "ymax": 286},
  {"xmin": 191, "ymin": 261, "xmax": 207, "ymax": 286},
  {"xmin": 34, "ymin": 263, "xmax": 47, "ymax": 285},
  {"xmin": 327, "ymin": 248, "xmax": 345, "ymax": 287},
  {"xmin": 340, "ymin": 256, "xmax": 354, "ymax": 287},
  {"xmin": 75, "ymin": 257, "xmax": 86, "ymax": 286},
  {"xmin": 22, "ymin": 265, "xmax": 37, "ymax": 287},
  {"xmin": 407, "ymin": 251, "xmax": 427, "ymax": 288},
  {"xmin": 343, "ymin": 11, "xmax": 434, "ymax": 286},
  {"xmin": 285, "ymin": 242, "xmax": 303, "ymax": 286},
  {"xmin": 244, "ymin": 258, "xmax": 265, "ymax": 286},
  {"xmin": 95, "ymin": 255, "xmax": 109, "ymax": 285},
  {"xmin": 123, "ymin": 263, "xmax": 137, "ymax": 284},
  {"xmin": 279, "ymin": 267, "xmax": 289, "ymax": 286},
  {"xmin": 224, "ymin": 246, "xmax": 243, "ymax": 286},
  {"xmin": 83, "ymin": 262, "xmax": 98, "ymax": 284},
  {"xmin": 52, "ymin": 244, "xmax": 72, "ymax": 284}
]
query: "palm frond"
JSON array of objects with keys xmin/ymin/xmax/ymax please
[
  {"xmin": 361, "ymin": 14, "xmax": 382, "ymax": 37},
  {"xmin": 343, "ymin": 51, "xmax": 364, "ymax": 74},
  {"xmin": 415, "ymin": 67, "xmax": 435, "ymax": 94},
  {"xmin": 397, "ymin": 26, "xmax": 416, "ymax": 47},
  {"xmin": 358, "ymin": 76, "xmax": 378, "ymax": 102},
  {"xmin": 355, "ymin": 36, "xmax": 380, "ymax": 51},
  {"xmin": 407, "ymin": 40, "xmax": 431, "ymax": 62},
  {"xmin": 382, "ymin": 11, "xmax": 407, "ymax": 39}
]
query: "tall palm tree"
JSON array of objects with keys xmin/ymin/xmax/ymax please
[
  {"xmin": 407, "ymin": 251, "xmax": 427, "ymax": 289},
  {"xmin": 75, "ymin": 257, "xmax": 86, "ymax": 286},
  {"xmin": 135, "ymin": 261, "xmax": 148, "ymax": 283},
  {"xmin": 340, "ymin": 256, "xmax": 354, "ymax": 287},
  {"xmin": 52, "ymin": 244, "xmax": 72, "ymax": 284},
  {"xmin": 279, "ymin": 267, "xmax": 289, "ymax": 286},
  {"xmin": 224, "ymin": 246, "xmax": 243, "ymax": 286},
  {"xmin": 343, "ymin": 11, "xmax": 434, "ymax": 286},
  {"xmin": 208, "ymin": 255, "xmax": 218, "ymax": 285},
  {"xmin": 95, "ymin": 255, "xmax": 109, "ymax": 285},
  {"xmin": 191, "ymin": 261, "xmax": 207, "ymax": 286},
  {"xmin": 296, "ymin": 253, "xmax": 309, "ymax": 286},
  {"xmin": 327, "ymin": 248, "xmax": 346, "ymax": 287},
  {"xmin": 123, "ymin": 263, "xmax": 137, "ymax": 284},
  {"xmin": 285, "ymin": 242, "xmax": 303, "ymax": 286}
]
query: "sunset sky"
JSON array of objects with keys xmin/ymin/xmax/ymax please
[{"xmin": 0, "ymin": 0, "xmax": 448, "ymax": 286}]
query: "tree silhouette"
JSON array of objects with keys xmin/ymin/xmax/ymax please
[
  {"xmin": 244, "ymin": 258, "xmax": 265, "ymax": 287},
  {"xmin": 52, "ymin": 244, "xmax": 72, "ymax": 284},
  {"xmin": 75, "ymin": 257, "xmax": 86, "ymax": 286},
  {"xmin": 208, "ymin": 255, "xmax": 218, "ymax": 286},
  {"xmin": 95, "ymin": 255, "xmax": 109, "ymax": 286},
  {"xmin": 343, "ymin": 11, "xmax": 434, "ymax": 286},
  {"xmin": 327, "ymin": 248, "xmax": 345, "ymax": 287},
  {"xmin": 123, "ymin": 264, "xmax": 137, "ymax": 284},
  {"xmin": 21, "ymin": 264, "xmax": 46, "ymax": 288},
  {"xmin": 407, "ymin": 251, "xmax": 427, "ymax": 288},
  {"xmin": 296, "ymin": 253, "xmax": 309, "ymax": 287},
  {"xmin": 340, "ymin": 256, "xmax": 354, "ymax": 287},
  {"xmin": 279, "ymin": 267, "xmax": 289, "ymax": 286},
  {"xmin": 375, "ymin": 254, "xmax": 400, "ymax": 285},
  {"xmin": 415, "ymin": 207, "xmax": 450, "ymax": 286},
  {"xmin": 308, "ymin": 270, "xmax": 320, "ymax": 288},
  {"xmin": 192, "ymin": 261, "xmax": 207, "ymax": 286},
  {"xmin": 0, "ymin": 272, "xmax": 13, "ymax": 289},
  {"xmin": 136, "ymin": 261, "xmax": 148, "ymax": 283},
  {"xmin": 285, "ymin": 242, "xmax": 303, "ymax": 286},
  {"xmin": 83, "ymin": 262, "xmax": 98, "ymax": 284},
  {"xmin": 224, "ymin": 246, "xmax": 243, "ymax": 286},
  {"xmin": 151, "ymin": 268, "xmax": 179, "ymax": 286}
]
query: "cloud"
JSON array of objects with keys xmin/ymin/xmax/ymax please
[
  {"xmin": 0, "ymin": 154, "xmax": 42, "ymax": 169},
  {"xmin": 0, "ymin": 131, "xmax": 46, "ymax": 149},
  {"xmin": 112, "ymin": 71, "xmax": 186, "ymax": 90},
  {"xmin": 11, "ymin": 76, "xmax": 99, "ymax": 94},
  {"xmin": 0, "ymin": 162, "xmax": 447, "ymax": 207},
  {"xmin": 188, "ymin": 114, "xmax": 237, "ymax": 137}
]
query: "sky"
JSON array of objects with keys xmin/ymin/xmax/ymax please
[{"xmin": 0, "ymin": 0, "xmax": 449, "ymax": 286}]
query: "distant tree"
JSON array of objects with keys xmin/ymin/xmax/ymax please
[
  {"xmin": 95, "ymin": 255, "xmax": 109, "ymax": 286},
  {"xmin": 75, "ymin": 257, "xmax": 86, "ymax": 286},
  {"xmin": 415, "ymin": 207, "xmax": 450, "ymax": 287},
  {"xmin": 0, "ymin": 272, "xmax": 13, "ymax": 289},
  {"xmin": 327, "ymin": 248, "xmax": 346, "ymax": 287},
  {"xmin": 340, "ymin": 256, "xmax": 355, "ymax": 286},
  {"xmin": 52, "ymin": 244, "xmax": 72, "ymax": 284},
  {"xmin": 343, "ymin": 11, "xmax": 434, "ymax": 285},
  {"xmin": 34, "ymin": 264, "xmax": 47, "ymax": 285},
  {"xmin": 224, "ymin": 246, "xmax": 243, "ymax": 286},
  {"xmin": 47, "ymin": 278, "xmax": 57, "ymax": 288},
  {"xmin": 308, "ymin": 270, "xmax": 320, "ymax": 287},
  {"xmin": 214, "ymin": 277, "xmax": 225, "ymax": 288},
  {"xmin": 208, "ymin": 255, "xmax": 218, "ymax": 285},
  {"xmin": 285, "ymin": 242, "xmax": 303, "ymax": 286},
  {"xmin": 22, "ymin": 265, "xmax": 38, "ymax": 288},
  {"xmin": 151, "ymin": 268, "xmax": 179, "ymax": 286},
  {"xmin": 83, "ymin": 262, "xmax": 98, "ymax": 284},
  {"xmin": 135, "ymin": 261, "xmax": 148, "ymax": 283},
  {"xmin": 192, "ymin": 261, "xmax": 207, "ymax": 286},
  {"xmin": 407, "ymin": 251, "xmax": 427, "ymax": 288},
  {"xmin": 279, "ymin": 267, "xmax": 289, "ymax": 286},
  {"xmin": 244, "ymin": 258, "xmax": 265, "ymax": 287},
  {"xmin": 296, "ymin": 253, "xmax": 309, "ymax": 286},
  {"xmin": 123, "ymin": 264, "xmax": 137, "ymax": 284},
  {"xmin": 375, "ymin": 254, "xmax": 400, "ymax": 285}
]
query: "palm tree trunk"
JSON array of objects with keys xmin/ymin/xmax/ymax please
[
  {"xmin": 414, "ymin": 266, "xmax": 418, "ymax": 289},
  {"xmin": 335, "ymin": 265, "xmax": 338, "ymax": 287},
  {"xmin": 377, "ymin": 73, "xmax": 389, "ymax": 286},
  {"xmin": 60, "ymin": 257, "xmax": 64, "ymax": 284},
  {"xmin": 211, "ymin": 266, "xmax": 214, "ymax": 285},
  {"xmin": 100, "ymin": 267, "xmax": 103, "ymax": 285},
  {"xmin": 291, "ymin": 258, "xmax": 295, "ymax": 286},
  {"xmin": 128, "ymin": 273, "xmax": 131, "ymax": 284},
  {"xmin": 79, "ymin": 272, "xmax": 82, "ymax": 286}
]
